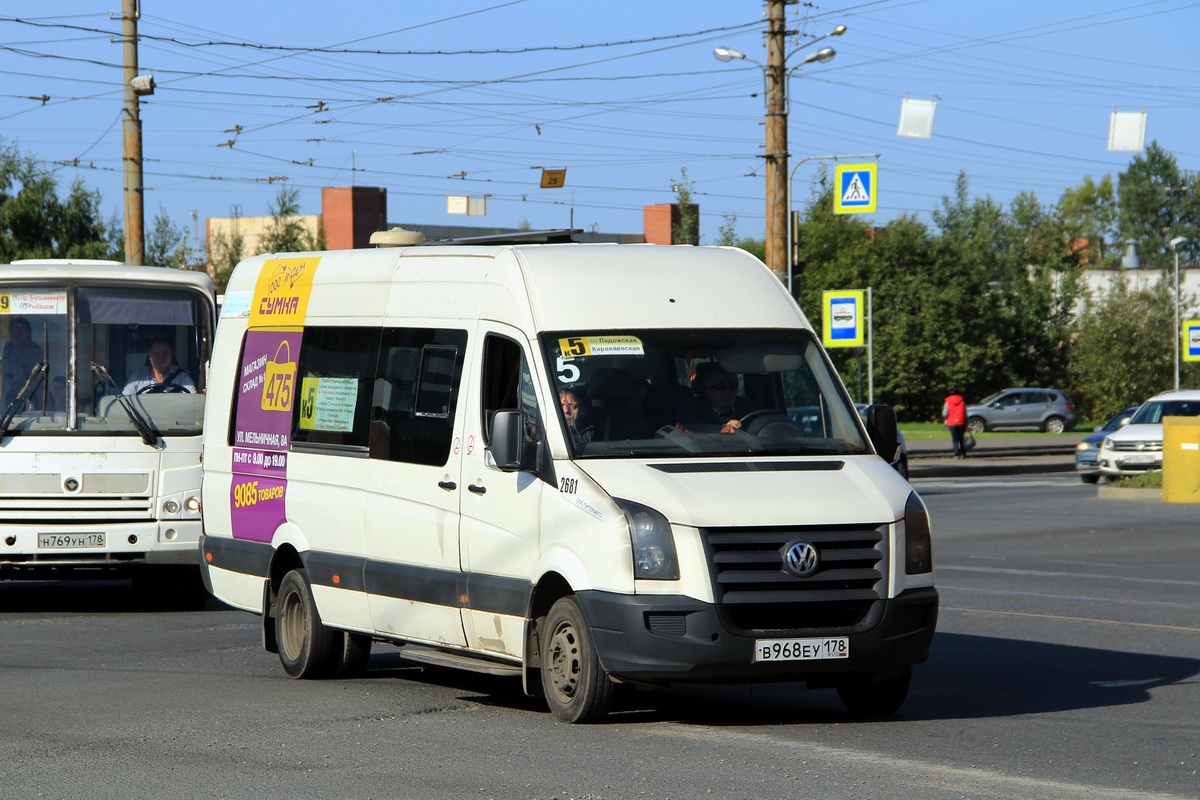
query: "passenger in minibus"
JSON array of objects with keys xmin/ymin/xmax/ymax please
[
  {"xmin": 676, "ymin": 362, "xmax": 751, "ymax": 432},
  {"xmin": 123, "ymin": 338, "xmax": 195, "ymax": 394},
  {"xmin": 559, "ymin": 385, "xmax": 600, "ymax": 448}
]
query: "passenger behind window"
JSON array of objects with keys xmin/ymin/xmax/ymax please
[
  {"xmin": 588, "ymin": 367, "xmax": 650, "ymax": 441},
  {"xmin": 560, "ymin": 385, "xmax": 602, "ymax": 449},
  {"xmin": 47, "ymin": 375, "xmax": 67, "ymax": 414},
  {"xmin": 2, "ymin": 316, "xmax": 45, "ymax": 409},
  {"xmin": 676, "ymin": 362, "xmax": 752, "ymax": 433}
]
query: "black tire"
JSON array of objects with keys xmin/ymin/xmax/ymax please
[
  {"xmin": 276, "ymin": 568, "xmax": 337, "ymax": 679},
  {"xmin": 1043, "ymin": 416, "xmax": 1066, "ymax": 434},
  {"xmin": 1080, "ymin": 473, "xmax": 1100, "ymax": 484},
  {"xmin": 539, "ymin": 596, "xmax": 614, "ymax": 723},
  {"xmin": 966, "ymin": 417, "xmax": 986, "ymax": 434},
  {"xmin": 836, "ymin": 666, "xmax": 912, "ymax": 717}
]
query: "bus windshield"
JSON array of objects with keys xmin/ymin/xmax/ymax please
[
  {"xmin": 0, "ymin": 284, "xmax": 210, "ymax": 438},
  {"xmin": 541, "ymin": 328, "xmax": 868, "ymax": 458}
]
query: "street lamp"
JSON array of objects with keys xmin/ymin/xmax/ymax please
[
  {"xmin": 1170, "ymin": 236, "xmax": 1188, "ymax": 391},
  {"xmin": 714, "ymin": 21, "xmax": 845, "ymax": 282}
]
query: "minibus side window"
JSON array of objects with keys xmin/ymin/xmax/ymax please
[
  {"xmin": 481, "ymin": 335, "xmax": 539, "ymax": 445},
  {"xmin": 290, "ymin": 326, "xmax": 379, "ymax": 449},
  {"xmin": 373, "ymin": 328, "xmax": 467, "ymax": 466}
]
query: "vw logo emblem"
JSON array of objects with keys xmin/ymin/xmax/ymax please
[{"xmin": 782, "ymin": 541, "xmax": 819, "ymax": 578}]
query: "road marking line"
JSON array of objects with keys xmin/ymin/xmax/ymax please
[{"xmin": 942, "ymin": 605, "xmax": 1200, "ymax": 633}]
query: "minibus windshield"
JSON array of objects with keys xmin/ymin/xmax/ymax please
[{"xmin": 541, "ymin": 328, "xmax": 869, "ymax": 458}]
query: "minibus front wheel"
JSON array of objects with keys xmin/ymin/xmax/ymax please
[{"xmin": 540, "ymin": 596, "xmax": 614, "ymax": 723}]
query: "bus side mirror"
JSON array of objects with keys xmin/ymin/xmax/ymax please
[
  {"xmin": 487, "ymin": 409, "xmax": 525, "ymax": 471},
  {"xmin": 865, "ymin": 404, "xmax": 900, "ymax": 465}
]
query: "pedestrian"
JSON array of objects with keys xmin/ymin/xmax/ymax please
[{"xmin": 943, "ymin": 388, "xmax": 967, "ymax": 458}]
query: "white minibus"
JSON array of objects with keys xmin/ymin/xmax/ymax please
[
  {"xmin": 0, "ymin": 260, "xmax": 216, "ymax": 606},
  {"xmin": 200, "ymin": 239, "xmax": 937, "ymax": 722}
]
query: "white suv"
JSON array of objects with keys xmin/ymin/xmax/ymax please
[{"xmin": 1098, "ymin": 390, "xmax": 1200, "ymax": 480}]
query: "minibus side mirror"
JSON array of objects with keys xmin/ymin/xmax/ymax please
[
  {"xmin": 487, "ymin": 409, "xmax": 526, "ymax": 472},
  {"xmin": 865, "ymin": 404, "xmax": 900, "ymax": 465}
]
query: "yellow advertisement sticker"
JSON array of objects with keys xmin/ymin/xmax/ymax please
[
  {"xmin": 250, "ymin": 257, "xmax": 319, "ymax": 329},
  {"xmin": 558, "ymin": 335, "xmax": 644, "ymax": 357}
]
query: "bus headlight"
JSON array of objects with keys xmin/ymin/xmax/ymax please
[
  {"xmin": 163, "ymin": 499, "xmax": 181, "ymax": 515},
  {"xmin": 616, "ymin": 499, "xmax": 678, "ymax": 581},
  {"xmin": 904, "ymin": 491, "xmax": 933, "ymax": 574}
]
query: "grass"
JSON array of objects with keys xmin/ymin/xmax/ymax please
[
  {"xmin": 1107, "ymin": 471, "xmax": 1163, "ymax": 489},
  {"xmin": 899, "ymin": 422, "xmax": 1096, "ymax": 440}
]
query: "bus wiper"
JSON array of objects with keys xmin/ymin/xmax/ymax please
[
  {"xmin": 0, "ymin": 361, "xmax": 48, "ymax": 439},
  {"xmin": 90, "ymin": 362, "xmax": 159, "ymax": 446}
]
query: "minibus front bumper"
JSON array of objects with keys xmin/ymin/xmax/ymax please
[{"xmin": 576, "ymin": 586, "xmax": 938, "ymax": 684}]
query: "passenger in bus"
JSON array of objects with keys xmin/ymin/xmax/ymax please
[
  {"xmin": 676, "ymin": 362, "xmax": 752, "ymax": 432},
  {"xmin": 2, "ymin": 316, "xmax": 44, "ymax": 408},
  {"xmin": 48, "ymin": 375, "xmax": 67, "ymax": 413},
  {"xmin": 123, "ymin": 338, "xmax": 196, "ymax": 394}
]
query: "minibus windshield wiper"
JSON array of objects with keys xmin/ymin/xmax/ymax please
[
  {"xmin": 90, "ymin": 362, "xmax": 159, "ymax": 446},
  {"xmin": 0, "ymin": 361, "xmax": 48, "ymax": 439}
]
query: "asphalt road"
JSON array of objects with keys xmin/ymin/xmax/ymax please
[{"xmin": 0, "ymin": 471, "xmax": 1196, "ymax": 800}]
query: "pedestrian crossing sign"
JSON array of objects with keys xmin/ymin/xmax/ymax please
[{"xmin": 834, "ymin": 163, "xmax": 877, "ymax": 215}]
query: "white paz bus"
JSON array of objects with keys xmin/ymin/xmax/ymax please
[
  {"xmin": 200, "ymin": 236, "xmax": 937, "ymax": 722},
  {"xmin": 0, "ymin": 260, "xmax": 216, "ymax": 606}
]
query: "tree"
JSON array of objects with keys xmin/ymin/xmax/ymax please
[
  {"xmin": 713, "ymin": 211, "xmax": 765, "ymax": 260},
  {"xmin": 1068, "ymin": 275, "xmax": 1174, "ymax": 420},
  {"xmin": 207, "ymin": 228, "xmax": 245, "ymax": 294},
  {"xmin": 0, "ymin": 139, "xmax": 111, "ymax": 261},
  {"xmin": 1117, "ymin": 141, "xmax": 1200, "ymax": 270},
  {"xmin": 146, "ymin": 205, "xmax": 199, "ymax": 269},
  {"xmin": 1058, "ymin": 175, "xmax": 1118, "ymax": 267},
  {"xmin": 670, "ymin": 168, "xmax": 699, "ymax": 245},
  {"xmin": 259, "ymin": 186, "xmax": 321, "ymax": 254}
]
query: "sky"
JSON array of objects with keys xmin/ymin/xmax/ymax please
[{"xmin": 0, "ymin": 1, "xmax": 1197, "ymax": 250}]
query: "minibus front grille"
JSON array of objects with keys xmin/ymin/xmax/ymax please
[{"xmin": 702, "ymin": 524, "xmax": 886, "ymax": 634}]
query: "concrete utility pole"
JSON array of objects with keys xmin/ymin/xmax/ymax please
[
  {"xmin": 764, "ymin": 0, "xmax": 788, "ymax": 281},
  {"xmin": 121, "ymin": 0, "xmax": 145, "ymax": 265}
]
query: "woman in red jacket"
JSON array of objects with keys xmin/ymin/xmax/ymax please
[{"xmin": 943, "ymin": 390, "xmax": 967, "ymax": 458}]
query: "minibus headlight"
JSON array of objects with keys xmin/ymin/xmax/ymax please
[
  {"xmin": 904, "ymin": 491, "xmax": 933, "ymax": 575},
  {"xmin": 616, "ymin": 499, "xmax": 678, "ymax": 581}
]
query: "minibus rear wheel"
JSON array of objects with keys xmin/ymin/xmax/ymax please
[
  {"xmin": 540, "ymin": 596, "xmax": 614, "ymax": 723},
  {"xmin": 277, "ymin": 568, "xmax": 336, "ymax": 678}
]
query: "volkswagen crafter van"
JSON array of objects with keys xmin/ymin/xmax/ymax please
[{"xmin": 198, "ymin": 237, "xmax": 937, "ymax": 722}]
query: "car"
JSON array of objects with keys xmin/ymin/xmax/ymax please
[
  {"xmin": 856, "ymin": 403, "xmax": 909, "ymax": 479},
  {"xmin": 1075, "ymin": 406, "xmax": 1139, "ymax": 483},
  {"xmin": 966, "ymin": 388, "xmax": 1077, "ymax": 434},
  {"xmin": 1098, "ymin": 390, "xmax": 1200, "ymax": 480}
]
